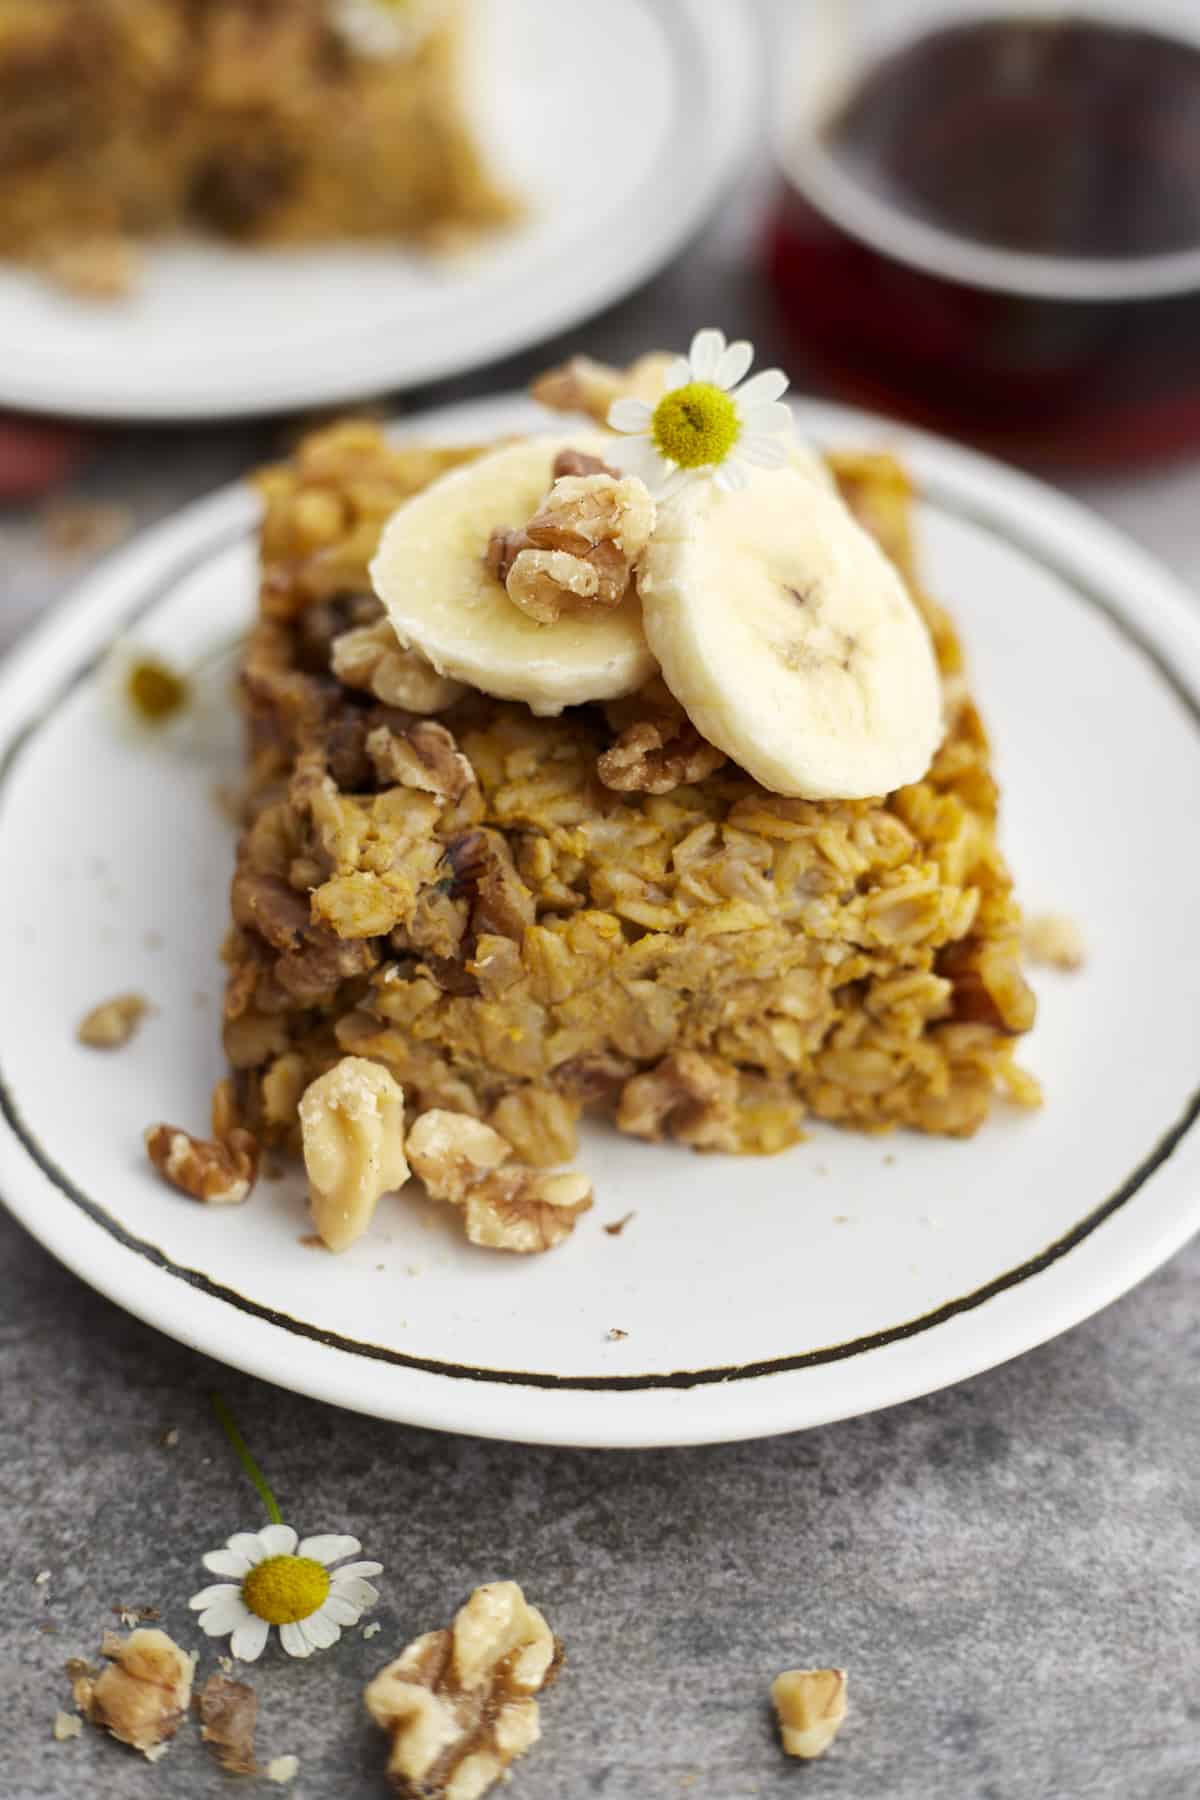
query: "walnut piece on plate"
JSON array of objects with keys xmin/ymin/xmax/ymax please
[
  {"xmin": 616, "ymin": 1050, "xmax": 739, "ymax": 1152},
  {"xmin": 77, "ymin": 992, "xmax": 147, "ymax": 1050},
  {"xmin": 1023, "ymin": 911, "xmax": 1086, "ymax": 971},
  {"xmin": 364, "ymin": 1580, "xmax": 562, "ymax": 1800},
  {"xmin": 771, "ymin": 1668, "xmax": 848, "ymax": 1760},
  {"xmin": 144, "ymin": 1118, "xmax": 259, "ymax": 1206},
  {"xmin": 530, "ymin": 351, "xmax": 675, "ymax": 423},
  {"xmin": 407, "ymin": 1110, "xmax": 592, "ymax": 1253},
  {"xmin": 298, "ymin": 1056, "xmax": 409, "ymax": 1251},
  {"xmin": 72, "ymin": 1629, "xmax": 194, "ymax": 1758}
]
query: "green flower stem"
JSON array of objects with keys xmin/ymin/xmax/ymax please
[{"xmin": 211, "ymin": 1393, "xmax": 283, "ymax": 1526}]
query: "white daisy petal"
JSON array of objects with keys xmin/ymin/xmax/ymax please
[
  {"xmin": 330, "ymin": 1576, "xmax": 380, "ymax": 1610},
  {"xmin": 715, "ymin": 462, "xmax": 750, "ymax": 493},
  {"xmin": 226, "ymin": 1532, "xmax": 269, "ymax": 1565},
  {"xmin": 297, "ymin": 1534, "xmax": 361, "ymax": 1566},
  {"xmin": 279, "ymin": 1621, "xmax": 312, "ymax": 1659},
  {"xmin": 301, "ymin": 1610, "xmax": 342, "ymax": 1651},
  {"xmin": 732, "ymin": 368, "xmax": 789, "ymax": 409},
  {"xmin": 613, "ymin": 437, "xmax": 669, "ymax": 489},
  {"xmin": 740, "ymin": 400, "xmax": 794, "ymax": 438},
  {"xmin": 202, "ymin": 1549, "xmax": 253, "ymax": 1579},
  {"xmin": 663, "ymin": 357, "xmax": 691, "ymax": 393},
  {"xmin": 199, "ymin": 1595, "xmax": 252, "ymax": 1638},
  {"xmin": 608, "ymin": 397, "xmax": 653, "ymax": 434},
  {"xmin": 189, "ymin": 1583, "xmax": 240, "ymax": 1612},
  {"xmin": 321, "ymin": 1593, "xmax": 365, "ymax": 1627},
  {"xmin": 656, "ymin": 467, "xmax": 693, "ymax": 503},
  {"xmin": 256, "ymin": 1523, "xmax": 298, "ymax": 1558},
  {"xmin": 327, "ymin": 1561, "xmax": 383, "ymax": 1582},
  {"xmin": 715, "ymin": 339, "xmax": 754, "ymax": 390},
  {"xmin": 739, "ymin": 436, "xmax": 792, "ymax": 469},
  {"xmin": 689, "ymin": 328, "xmax": 725, "ymax": 381},
  {"xmin": 230, "ymin": 1614, "xmax": 271, "ymax": 1663}
]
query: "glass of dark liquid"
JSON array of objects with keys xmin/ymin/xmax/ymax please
[{"xmin": 767, "ymin": 0, "xmax": 1200, "ymax": 465}]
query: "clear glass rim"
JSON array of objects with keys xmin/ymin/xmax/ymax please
[{"xmin": 780, "ymin": 132, "xmax": 1200, "ymax": 304}]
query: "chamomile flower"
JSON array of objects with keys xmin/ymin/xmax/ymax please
[
  {"xmin": 189, "ymin": 1524, "xmax": 382, "ymax": 1663},
  {"xmin": 608, "ymin": 328, "xmax": 793, "ymax": 498},
  {"xmin": 331, "ymin": 0, "xmax": 447, "ymax": 59}
]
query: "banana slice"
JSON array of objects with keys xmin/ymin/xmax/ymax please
[
  {"xmin": 370, "ymin": 435, "xmax": 655, "ymax": 716},
  {"xmin": 636, "ymin": 460, "xmax": 942, "ymax": 799}
]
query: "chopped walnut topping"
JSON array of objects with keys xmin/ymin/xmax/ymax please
[
  {"xmin": 198, "ymin": 1672, "xmax": 259, "ymax": 1776},
  {"xmin": 531, "ymin": 352, "xmax": 676, "ymax": 423},
  {"xmin": 598, "ymin": 677, "xmax": 727, "ymax": 794},
  {"xmin": 616, "ymin": 1050, "xmax": 740, "ymax": 1152},
  {"xmin": 1023, "ymin": 912, "xmax": 1086, "ymax": 971},
  {"xmin": 367, "ymin": 721, "xmax": 475, "ymax": 803},
  {"xmin": 299, "ymin": 1057, "xmax": 409, "ymax": 1252},
  {"xmin": 771, "ymin": 1668, "xmax": 848, "ymax": 1760},
  {"xmin": 407, "ymin": 1110, "xmax": 592, "ymax": 1253},
  {"xmin": 72, "ymin": 1629, "xmax": 193, "ymax": 1758},
  {"xmin": 332, "ymin": 619, "xmax": 467, "ymax": 713},
  {"xmin": 364, "ymin": 1581, "xmax": 562, "ymax": 1800},
  {"xmin": 444, "ymin": 828, "xmax": 534, "ymax": 942},
  {"xmin": 144, "ymin": 1110, "xmax": 259, "ymax": 1206},
  {"xmin": 492, "ymin": 472, "xmax": 656, "ymax": 625},
  {"xmin": 598, "ymin": 717, "xmax": 726, "ymax": 794},
  {"xmin": 551, "ymin": 447, "xmax": 619, "ymax": 481},
  {"xmin": 77, "ymin": 992, "xmax": 147, "ymax": 1050},
  {"xmin": 504, "ymin": 546, "xmax": 600, "ymax": 624}
]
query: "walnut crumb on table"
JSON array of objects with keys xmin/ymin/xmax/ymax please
[
  {"xmin": 267, "ymin": 1754, "xmax": 300, "ymax": 1785},
  {"xmin": 365, "ymin": 1580, "xmax": 561, "ymax": 1800},
  {"xmin": 71, "ymin": 1629, "xmax": 194, "ymax": 1758},
  {"xmin": 198, "ymin": 1671, "xmax": 259, "ymax": 1776},
  {"xmin": 52, "ymin": 1710, "xmax": 82, "ymax": 1742},
  {"xmin": 771, "ymin": 1668, "xmax": 848, "ymax": 1760}
]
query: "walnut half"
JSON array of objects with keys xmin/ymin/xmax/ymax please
[
  {"xmin": 407, "ymin": 1111, "xmax": 592, "ymax": 1254},
  {"xmin": 488, "ymin": 471, "xmax": 656, "ymax": 625},
  {"xmin": 72, "ymin": 1629, "xmax": 194, "ymax": 1758},
  {"xmin": 598, "ymin": 679, "xmax": 726, "ymax": 794},
  {"xmin": 771, "ymin": 1668, "xmax": 848, "ymax": 1760},
  {"xmin": 332, "ymin": 618, "xmax": 467, "ymax": 713},
  {"xmin": 298, "ymin": 1057, "xmax": 409, "ymax": 1251},
  {"xmin": 364, "ymin": 1581, "xmax": 562, "ymax": 1800}
]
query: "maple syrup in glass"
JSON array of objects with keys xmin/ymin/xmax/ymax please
[{"xmin": 767, "ymin": 7, "xmax": 1200, "ymax": 465}]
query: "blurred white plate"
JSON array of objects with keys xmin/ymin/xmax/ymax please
[
  {"xmin": 1, "ymin": 393, "xmax": 1199, "ymax": 1447},
  {"xmin": 0, "ymin": 0, "xmax": 758, "ymax": 421}
]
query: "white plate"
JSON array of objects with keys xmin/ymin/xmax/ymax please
[
  {"xmin": 0, "ymin": 0, "xmax": 757, "ymax": 422},
  {"xmin": 1, "ymin": 393, "xmax": 1199, "ymax": 1448}
]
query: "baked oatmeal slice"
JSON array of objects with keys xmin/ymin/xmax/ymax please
[{"xmin": 220, "ymin": 394, "xmax": 1035, "ymax": 1191}]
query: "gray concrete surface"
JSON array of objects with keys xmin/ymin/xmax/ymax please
[{"xmin": 3, "ymin": 10, "xmax": 1200, "ymax": 1794}]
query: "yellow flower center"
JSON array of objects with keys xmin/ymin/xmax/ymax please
[
  {"xmin": 241, "ymin": 1555, "xmax": 330, "ymax": 1626},
  {"xmin": 126, "ymin": 658, "xmax": 189, "ymax": 724},
  {"xmin": 650, "ymin": 381, "xmax": 741, "ymax": 470}
]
